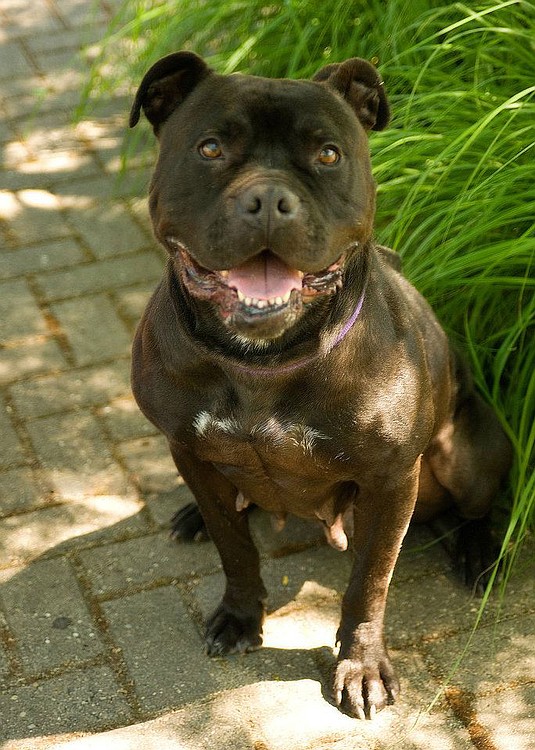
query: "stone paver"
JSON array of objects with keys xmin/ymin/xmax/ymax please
[
  {"xmin": 425, "ymin": 613, "xmax": 535, "ymax": 694},
  {"xmin": 0, "ymin": 468, "xmax": 44, "ymax": 515},
  {"xmin": 102, "ymin": 586, "xmax": 237, "ymax": 715},
  {"xmin": 35, "ymin": 252, "xmax": 163, "ymax": 301},
  {"xmin": 64, "ymin": 203, "xmax": 150, "ymax": 259},
  {"xmin": 0, "ymin": 239, "xmax": 87, "ymax": 279},
  {"xmin": 0, "ymin": 497, "xmax": 146, "ymax": 567},
  {"xmin": 96, "ymin": 395, "xmax": 158, "ymax": 442},
  {"xmin": 9, "ymin": 359, "xmax": 131, "ymax": 418},
  {"xmin": 78, "ymin": 532, "xmax": 221, "ymax": 597},
  {"xmin": 474, "ymin": 686, "xmax": 535, "ymax": 750},
  {"xmin": 0, "ymin": 2, "xmax": 533, "ymax": 749},
  {"xmin": 2, "ymin": 189, "xmax": 72, "ymax": 245},
  {"xmin": 25, "ymin": 409, "xmax": 134, "ymax": 501},
  {"xmin": 0, "ymin": 278, "xmax": 48, "ymax": 341},
  {"xmin": 0, "ymin": 557, "xmax": 105, "ymax": 674},
  {"xmin": 0, "ymin": 339, "xmax": 67, "ymax": 385},
  {"xmin": 50, "ymin": 294, "xmax": 131, "ymax": 366},
  {"xmin": 0, "ymin": 666, "xmax": 132, "ymax": 742}
]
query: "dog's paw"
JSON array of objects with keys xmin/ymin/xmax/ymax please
[
  {"xmin": 332, "ymin": 653, "xmax": 399, "ymax": 719},
  {"xmin": 205, "ymin": 601, "xmax": 265, "ymax": 656},
  {"xmin": 170, "ymin": 502, "xmax": 209, "ymax": 541}
]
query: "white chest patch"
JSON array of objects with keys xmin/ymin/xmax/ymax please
[
  {"xmin": 193, "ymin": 410, "xmax": 240, "ymax": 437},
  {"xmin": 193, "ymin": 411, "xmax": 330, "ymax": 454}
]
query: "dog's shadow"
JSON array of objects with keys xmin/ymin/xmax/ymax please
[{"xmin": 0, "ymin": 485, "xmax": 490, "ymax": 743}]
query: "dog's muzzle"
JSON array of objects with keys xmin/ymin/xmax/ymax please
[{"xmin": 166, "ymin": 238, "xmax": 346, "ymax": 335}]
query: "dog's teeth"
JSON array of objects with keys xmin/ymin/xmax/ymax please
[{"xmin": 237, "ymin": 292, "xmax": 291, "ymax": 309}]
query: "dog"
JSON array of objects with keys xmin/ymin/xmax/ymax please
[{"xmin": 128, "ymin": 52, "xmax": 512, "ymax": 719}]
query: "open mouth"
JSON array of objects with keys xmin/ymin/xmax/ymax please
[{"xmin": 166, "ymin": 237, "xmax": 345, "ymax": 321}]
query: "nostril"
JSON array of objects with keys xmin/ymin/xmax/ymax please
[
  {"xmin": 244, "ymin": 195, "xmax": 262, "ymax": 214},
  {"xmin": 277, "ymin": 193, "xmax": 299, "ymax": 215}
]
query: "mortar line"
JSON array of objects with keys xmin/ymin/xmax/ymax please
[
  {"xmin": 1, "ymin": 390, "xmax": 42, "ymax": 474},
  {"xmin": 66, "ymin": 551, "xmax": 146, "ymax": 720},
  {"xmin": 3, "ymin": 352, "xmax": 131, "ymax": 390},
  {"xmin": 0, "ymin": 653, "xmax": 109, "ymax": 692},
  {"xmin": 0, "ymin": 525, "xmax": 164, "ymax": 574},
  {"xmin": 14, "ymin": 35, "xmax": 45, "ymax": 78},
  {"xmin": 43, "ymin": 0, "xmax": 69, "ymax": 31},
  {"xmin": 25, "ymin": 275, "xmax": 77, "ymax": 368},
  {"xmin": 93, "ymin": 566, "xmax": 223, "ymax": 606},
  {"xmin": 0, "ymin": 622, "xmax": 24, "ymax": 681},
  {"xmin": 89, "ymin": 402, "xmax": 157, "ymax": 533},
  {"xmin": 107, "ymin": 288, "xmax": 143, "ymax": 336}
]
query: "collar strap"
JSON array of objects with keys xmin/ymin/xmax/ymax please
[{"xmin": 227, "ymin": 287, "xmax": 366, "ymax": 377}]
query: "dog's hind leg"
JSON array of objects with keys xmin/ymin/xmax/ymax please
[{"xmin": 426, "ymin": 390, "xmax": 512, "ymax": 591}]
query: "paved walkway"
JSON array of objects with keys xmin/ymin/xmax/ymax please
[{"xmin": 0, "ymin": 2, "xmax": 533, "ymax": 748}]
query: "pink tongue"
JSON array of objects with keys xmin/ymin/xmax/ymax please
[{"xmin": 227, "ymin": 253, "xmax": 303, "ymax": 300}]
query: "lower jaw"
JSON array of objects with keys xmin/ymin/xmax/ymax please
[{"xmin": 225, "ymin": 300, "xmax": 302, "ymax": 341}]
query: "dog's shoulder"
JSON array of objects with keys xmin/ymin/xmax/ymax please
[{"xmin": 376, "ymin": 244, "xmax": 402, "ymax": 273}]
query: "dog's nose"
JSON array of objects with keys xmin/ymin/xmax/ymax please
[{"xmin": 238, "ymin": 184, "xmax": 300, "ymax": 225}]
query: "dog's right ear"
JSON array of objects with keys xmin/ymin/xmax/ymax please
[
  {"xmin": 313, "ymin": 58, "xmax": 389, "ymax": 132},
  {"xmin": 129, "ymin": 51, "xmax": 211, "ymax": 133}
]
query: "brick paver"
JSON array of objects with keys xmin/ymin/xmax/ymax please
[
  {"xmin": 49, "ymin": 294, "xmax": 131, "ymax": 365},
  {"xmin": 0, "ymin": 238, "xmax": 87, "ymax": 279},
  {"xmin": 9, "ymin": 360, "xmax": 131, "ymax": 418},
  {"xmin": 0, "ymin": 667, "xmax": 132, "ymax": 740},
  {"xmin": 0, "ymin": 557, "xmax": 105, "ymax": 674},
  {"xmin": 0, "ymin": 2, "xmax": 533, "ymax": 748}
]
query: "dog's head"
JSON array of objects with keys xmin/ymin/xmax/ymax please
[{"xmin": 130, "ymin": 52, "xmax": 389, "ymax": 341}]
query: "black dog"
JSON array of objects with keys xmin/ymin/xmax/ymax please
[{"xmin": 129, "ymin": 52, "xmax": 512, "ymax": 718}]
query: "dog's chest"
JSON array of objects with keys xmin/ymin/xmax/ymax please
[
  {"xmin": 191, "ymin": 409, "xmax": 353, "ymax": 512},
  {"xmin": 192, "ymin": 410, "xmax": 337, "ymax": 465}
]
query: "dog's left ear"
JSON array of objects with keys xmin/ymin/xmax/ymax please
[
  {"xmin": 129, "ymin": 51, "xmax": 211, "ymax": 133},
  {"xmin": 313, "ymin": 57, "xmax": 390, "ymax": 132}
]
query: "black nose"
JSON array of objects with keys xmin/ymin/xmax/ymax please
[{"xmin": 238, "ymin": 183, "xmax": 300, "ymax": 226}]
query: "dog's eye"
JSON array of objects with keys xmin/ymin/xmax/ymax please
[
  {"xmin": 199, "ymin": 140, "xmax": 223, "ymax": 159},
  {"xmin": 317, "ymin": 146, "xmax": 341, "ymax": 165}
]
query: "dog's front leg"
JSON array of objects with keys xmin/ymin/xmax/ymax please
[
  {"xmin": 169, "ymin": 443, "xmax": 267, "ymax": 655},
  {"xmin": 334, "ymin": 459, "xmax": 421, "ymax": 719}
]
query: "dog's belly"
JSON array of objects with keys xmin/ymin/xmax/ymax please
[{"xmin": 192, "ymin": 411, "xmax": 354, "ymax": 518}]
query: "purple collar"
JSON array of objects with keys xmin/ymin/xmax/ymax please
[{"xmin": 225, "ymin": 287, "xmax": 366, "ymax": 377}]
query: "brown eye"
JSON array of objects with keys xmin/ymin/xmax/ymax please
[
  {"xmin": 318, "ymin": 146, "xmax": 341, "ymax": 165},
  {"xmin": 199, "ymin": 139, "xmax": 223, "ymax": 159}
]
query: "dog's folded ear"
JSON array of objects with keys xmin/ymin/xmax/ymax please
[
  {"xmin": 129, "ymin": 51, "xmax": 211, "ymax": 132},
  {"xmin": 313, "ymin": 58, "xmax": 390, "ymax": 132}
]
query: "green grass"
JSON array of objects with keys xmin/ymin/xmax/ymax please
[{"xmin": 81, "ymin": 0, "xmax": 535, "ymax": 579}]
